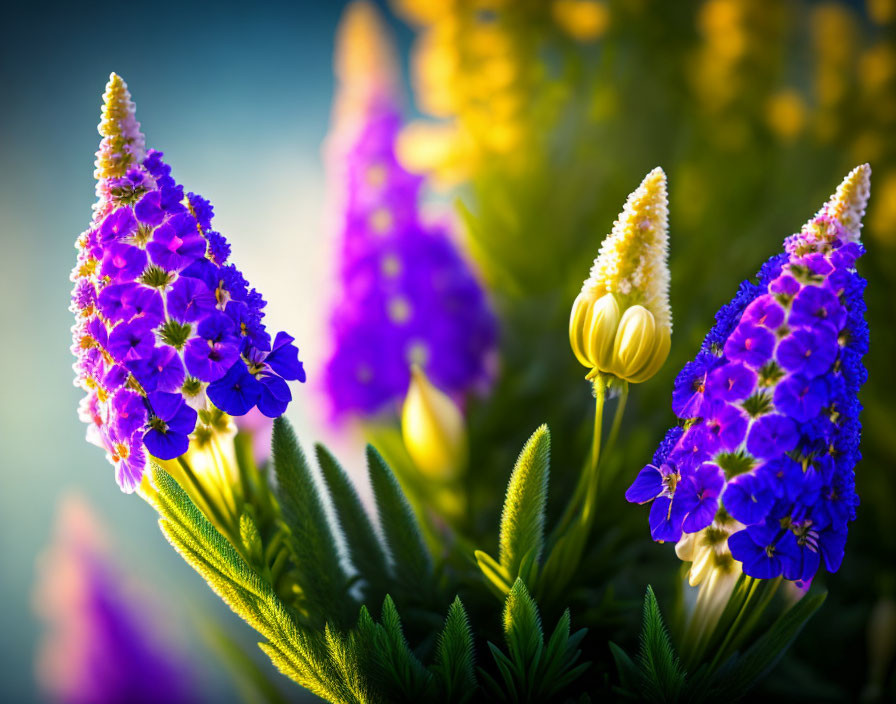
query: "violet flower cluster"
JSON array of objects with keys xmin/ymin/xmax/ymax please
[
  {"xmin": 71, "ymin": 75, "xmax": 304, "ymax": 492},
  {"xmin": 324, "ymin": 103, "xmax": 497, "ymax": 418},
  {"xmin": 35, "ymin": 496, "xmax": 196, "ymax": 704},
  {"xmin": 626, "ymin": 167, "xmax": 870, "ymax": 583}
]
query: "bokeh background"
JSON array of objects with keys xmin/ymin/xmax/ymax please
[{"xmin": 2, "ymin": 0, "xmax": 896, "ymax": 701}]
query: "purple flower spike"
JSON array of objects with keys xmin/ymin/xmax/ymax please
[
  {"xmin": 322, "ymin": 13, "xmax": 496, "ymax": 420},
  {"xmin": 70, "ymin": 73, "xmax": 305, "ymax": 492},
  {"xmin": 626, "ymin": 166, "xmax": 871, "ymax": 583}
]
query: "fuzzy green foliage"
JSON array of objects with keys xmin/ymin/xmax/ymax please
[
  {"xmin": 271, "ymin": 418, "xmax": 354, "ymax": 628},
  {"xmin": 476, "ymin": 425, "xmax": 550, "ymax": 597},
  {"xmin": 432, "ymin": 597, "xmax": 477, "ymax": 704},
  {"xmin": 480, "ymin": 578, "xmax": 589, "ymax": 703},
  {"xmin": 636, "ymin": 586, "xmax": 686, "ymax": 703},
  {"xmin": 148, "ymin": 462, "xmax": 364, "ymax": 702},
  {"xmin": 315, "ymin": 443, "xmax": 390, "ymax": 602},
  {"xmin": 366, "ymin": 445, "xmax": 434, "ymax": 595},
  {"xmin": 498, "ymin": 425, "xmax": 550, "ymax": 586}
]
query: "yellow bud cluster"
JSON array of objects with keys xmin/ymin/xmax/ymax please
[{"xmin": 569, "ymin": 168, "xmax": 671, "ymax": 384}]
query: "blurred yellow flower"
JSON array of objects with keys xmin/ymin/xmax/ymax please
[
  {"xmin": 552, "ymin": 0, "xmax": 610, "ymax": 42},
  {"xmin": 868, "ymin": 0, "xmax": 896, "ymax": 25},
  {"xmin": 765, "ymin": 89, "xmax": 807, "ymax": 141}
]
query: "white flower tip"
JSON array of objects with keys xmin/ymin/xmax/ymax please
[{"xmin": 821, "ymin": 163, "xmax": 872, "ymax": 243}]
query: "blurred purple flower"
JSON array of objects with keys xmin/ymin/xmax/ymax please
[
  {"xmin": 322, "ymin": 9, "xmax": 496, "ymax": 420},
  {"xmin": 34, "ymin": 495, "xmax": 196, "ymax": 704}
]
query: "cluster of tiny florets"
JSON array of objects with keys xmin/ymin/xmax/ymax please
[{"xmin": 581, "ymin": 167, "xmax": 671, "ymax": 329}]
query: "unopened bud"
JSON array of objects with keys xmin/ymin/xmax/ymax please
[
  {"xmin": 401, "ymin": 366, "xmax": 468, "ymax": 481},
  {"xmin": 569, "ymin": 291, "xmax": 620, "ymax": 371}
]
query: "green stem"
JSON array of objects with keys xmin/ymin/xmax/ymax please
[
  {"xmin": 708, "ymin": 577, "xmax": 761, "ymax": 671},
  {"xmin": 550, "ymin": 375, "xmax": 608, "ymax": 543},
  {"xmin": 177, "ymin": 456, "xmax": 238, "ymax": 545},
  {"xmin": 598, "ymin": 381, "xmax": 629, "ymax": 494}
]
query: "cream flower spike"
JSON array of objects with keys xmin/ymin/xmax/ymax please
[
  {"xmin": 93, "ymin": 73, "xmax": 145, "ymax": 217},
  {"xmin": 333, "ymin": 1, "xmax": 400, "ymax": 124},
  {"xmin": 569, "ymin": 167, "xmax": 671, "ymax": 384},
  {"xmin": 818, "ymin": 163, "xmax": 872, "ymax": 243}
]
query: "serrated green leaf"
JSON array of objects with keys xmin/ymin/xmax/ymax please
[
  {"xmin": 432, "ymin": 596, "xmax": 477, "ymax": 703},
  {"xmin": 271, "ymin": 418, "xmax": 351, "ymax": 625},
  {"xmin": 315, "ymin": 443, "xmax": 390, "ymax": 598},
  {"xmin": 498, "ymin": 426, "xmax": 550, "ymax": 584},
  {"xmin": 637, "ymin": 586, "xmax": 686, "ymax": 703},
  {"xmin": 503, "ymin": 578, "xmax": 544, "ymax": 668},
  {"xmin": 366, "ymin": 445, "xmax": 432, "ymax": 590}
]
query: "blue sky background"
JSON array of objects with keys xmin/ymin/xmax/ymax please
[{"xmin": 0, "ymin": 1, "xmax": 414, "ymax": 700}]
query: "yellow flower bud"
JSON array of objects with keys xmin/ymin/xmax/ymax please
[
  {"xmin": 401, "ymin": 366, "xmax": 468, "ymax": 481},
  {"xmin": 569, "ymin": 291, "xmax": 620, "ymax": 371},
  {"xmin": 569, "ymin": 168, "xmax": 672, "ymax": 383},
  {"xmin": 609, "ymin": 305, "xmax": 657, "ymax": 380}
]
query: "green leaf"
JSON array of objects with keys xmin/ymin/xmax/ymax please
[
  {"xmin": 475, "ymin": 550, "xmax": 513, "ymax": 597},
  {"xmin": 498, "ymin": 425, "xmax": 551, "ymax": 585},
  {"xmin": 378, "ymin": 595, "xmax": 433, "ymax": 699},
  {"xmin": 432, "ymin": 597, "xmax": 477, "ymax": 703},
  {"xmin": 366, "ymin": 445, "xmax": 433, "ymax": 590},
  {"xmin": 148, "ymin": 464, "xmax": 359, "ymax": 700},
  {"xmin": 609, "ymin": 642, "xmax": 640, "ymax": 697},
  {"xmin": 503, "ymin": 578, "xmax": 544, "ymax": 669},
  {"xmin": 637, "ymin": 586, "xmax": 686, "ymax": 703},
  {"xmin": 271, "ymin": 418, "xmax": 351, "ymax": 625},
  {"xmin": 315, "ymin": 443, "xmax": 390, "ymax": 598},
  {"xmin": 707, "ymin": 590, "xmax": 827, "ymax": 700}
]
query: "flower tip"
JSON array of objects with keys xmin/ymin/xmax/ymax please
[
  {"xmin": 820, "ymin": 163, "xmax": 872, "ymax": 242},
  {"xmin": 95, "ymin": 72, "xmax": 145, "ymax": 183},
  {"xmin": 401, "ymin": 365, "xmax": 468, "ymax": 481}
]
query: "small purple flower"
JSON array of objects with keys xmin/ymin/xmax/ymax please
[
  {"xmin": 143, "ymin": 392, "xmax": 198, "ymax": 459},
  {"xmin": 728, "ymin": 520, "xmax": 787, "ymax": 579},
  {"xmin": 773, "ymin": 374, "xmax": 828, "ymax": 422},
  {"xmin": 741, "ymin": 294, "xmax": 785, "ymax": 329},
  {"xmin": 106, "ymin": 319, "xmax": 155, "ymax": 362},
  {"xmin": 723, "ymin": 323, "xmax": 776, "ymax": 368},
  {"xmin": 100, "ymin": 242, "xmax": 147, "ymax": 282},
  {"xmin": 98, "ymin": 207, "xmax": 137, "ymax": 244},
  {"xmin": 678, "ymin": 463, "xmax": 725, "ymax": 533},
  {"xmin": 671, "ymin": 353, "xmax": 715, "ymax": 418},
  {"xmin": 779, "ymin": 325, "xmax": 839, "ymax": 378},
  {"xmin": 147, "ymin": 212, "xmax": 207, "ymax": 271},
  {"xmin": 125, "ymin": 346, "xmax": 185, "ymax": 393},
  {"xmin": 184, "ymin": 313, "xmax": 240, "ymax": 382},
  {"xmin": 166, "ymin": 276, "xmax": 216, "ymax": 323},
  {"xmin": 746, "ymin": 413, "xmax": 799, "ymax": 459},
  {"xmin": 707, "ymin": 361, "xmax": 756, "ymax": 403},
  {"xmin": 789, "ymin": 284, "xmax": 846, "ymax": 330},
  {"xmin": 722, "ymin": 471, "xmax": 774, "ymax": 524},
  {"xmin": 134, "ymin": 189, "xmax": 165, "ymax": 225}
]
